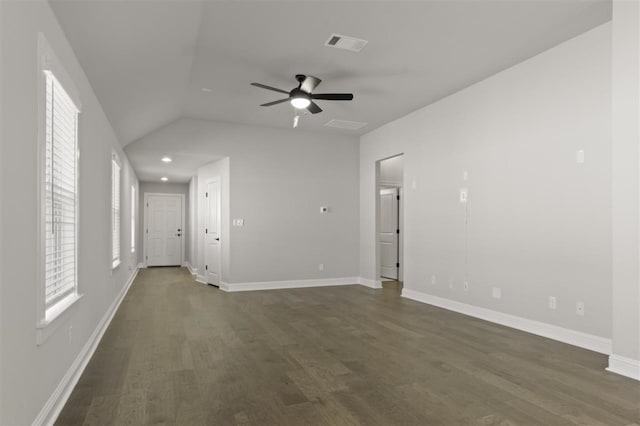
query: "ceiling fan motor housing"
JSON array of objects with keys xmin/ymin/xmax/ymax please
[{"xmin": 290, "ymin": 87, "xmax": 310, "ymax": 99}]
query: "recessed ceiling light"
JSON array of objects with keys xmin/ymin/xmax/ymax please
[
  {"xmin": 161, "ymin": 156, "xmax": 172, "ymax": 163},
  {"xmin": 161, "ymin": 177, "xmax": 168, "ymax": 182},
  {"xmin": 201, "ymin": 88, "xmax": 212, "ymax": 92}
]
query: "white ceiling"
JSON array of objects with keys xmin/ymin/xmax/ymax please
[{"xmin": 50, "ymin": 0, "xmax": 611, "ymax": 177}]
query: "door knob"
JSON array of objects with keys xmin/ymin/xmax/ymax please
[
  {"xmin": 215, "ymin": 238, "xmax": 220, "ymax": 241},
  {"xmin": 175, "ymin": 234, "xmax": 181, "ymax": 237}
]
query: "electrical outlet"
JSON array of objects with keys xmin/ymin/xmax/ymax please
[
  {"xmin": 549, "ymin": 296, "xmax": 557, "ymax": 310},
  {"xmin": 431, "ymin": 275, "xmax": 436, "ymax": 285},
  {"xmin": 492, "ymin": 287, "xmax": 502, "ymax": 299},
  {"xmin": 576, "ymin": 150, "xmax": 585, "ymax": 164},
  {"xmin": 463, "ymin": 171, "xmax": 469, "ymax": 181},
  {"xmin": 576, "ymin": 301, "xmax": 585, "ymax": 316},
  {"xmin": 463, "ymin": 281, "xmax": 469, "ymax": 292},
  {"xmin": 318, "ymin": 263, "xmax": 324, "ymax": 271},
  {"xmin": 233, "ymin": 219, "xmax": 244, "ymax": 227},
  {"xmin": 448, "ymin": 278, "xmax": 454, "ymax": 289}
]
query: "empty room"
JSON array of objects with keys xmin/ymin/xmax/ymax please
[{"xmin": 1, "ymin": 0, "xmax": 639, "ymax": 425}]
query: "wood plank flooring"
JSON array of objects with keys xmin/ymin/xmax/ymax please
[{"xmin": 56, "ymin": 267, "xmax": 640, "ymax": 425}]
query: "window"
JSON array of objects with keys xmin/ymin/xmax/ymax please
[
  {"xmin": 112, "ymin": 156, "xmax": 121, "ymax": 268},
  {"xmin": 43, "ymin": 71, "xmax": 79, "ymax": 316},
  {"xmin": 131, "ymin": 185, "xmax": 136, "ymax": 253}
]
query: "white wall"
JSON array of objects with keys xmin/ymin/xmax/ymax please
[
  {"xmin": 128, "ymin": 119, "xmax": 360, "ymax": 284},
  {"xmin": 138, "ymin": 181, "xmax": 189, "ymax": 265},
  {"xmin": 610, "ymin": 0, "xmax": 640, "ymax": 377},
  {"xmin": 379, "ymin": 155, "xmax": 404, "ymax": 187},
  {"xmin": 0, "ymin": 1, "xmax": 139, "ymax": 424},
  {"xmin": 360, "ymin": 23, "xmax": 612, "ymax": 339}
]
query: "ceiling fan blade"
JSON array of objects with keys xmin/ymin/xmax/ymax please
[
  {"xmin": 300, "ymin": 75, "xmax": 322, "ymax": 93},
  {"xmin": 260, "ymin": 98, "xmax": 290, "ymax": 107},
  {"xmin": 306, "ymin": 101, "xmax": 322, "ymax": 114},
  {"xmin": 251, "ymin": 82, "xmax": 289, "ymax": 95},
  {"xmin": 311, "ymin": 93, "xmax": 354, "ymax": 101}
]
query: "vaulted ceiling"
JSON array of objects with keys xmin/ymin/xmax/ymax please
[{"xmin": 50, "ymin": 0, "xmax": 611, "ymax": 148}]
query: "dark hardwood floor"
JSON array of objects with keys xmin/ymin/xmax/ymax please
[{"xmin": 56, "ymin": 267, "xmax": 640, "ymax": 425}]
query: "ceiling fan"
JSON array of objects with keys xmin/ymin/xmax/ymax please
[{"xmin": 251, "ymin": 74, "xmax": 354, "ymax": 115}]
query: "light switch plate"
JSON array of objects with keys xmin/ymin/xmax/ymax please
[
  {"xmin": 576, "ymin": 150, "xmax": 585, "ymax": 164},
  {"xmin": 460, "ymin": 188, "xmax": 468, "ymax": 203}
]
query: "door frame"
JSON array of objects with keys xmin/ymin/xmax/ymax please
[
  {"xmin": 376, "ymin": 154, "xmax": 405, "ymax": 284},
  {"xmin": 143, "ymin": 192, "xmax": 186, "ymax": 267},
  {"xmin": 379, "ymin": 187, "xmax": 400, "ymax": 280},
  {"xmin": 205, "ymin": 177, "xmax": 222, "ymax": 285}
]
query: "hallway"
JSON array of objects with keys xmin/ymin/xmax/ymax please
[{"xmin": 56, "ymin": 268, "xmax": 639, "ymax": 425}]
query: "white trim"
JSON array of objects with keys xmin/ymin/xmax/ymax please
[
  {"xmin": 137, "ymin": 262, "xmax": 145, "ymax": 269},
  {"xmin": 111, "ymin": 154, "xmax": 121, "ymax": 271},
  {"xmin": 36, "ymin": 37, "xmax": 82, "ymax": 333},
  {"xmin": 401, "ymin": 288, "xmax": 612, "ymax": 355},
  {"xmin": 195, "ymin": 274, "xmax": 207, "ymax": 285},
  {"xmin": 219, "ymin": 277, "xmax": 360, "ymax": 292},
  {"xmin": 183, "ymin": 262, "xmax": 197, "ymax": 276},
  {"xmin": 358, "ymin": 277, "xmax": 383, "ymax": 289},
  {"xmin": 33, "ymin": 266, "xmax": 139, "ymax": 426},
  {"xmin": 36, "ymin": 294, "xmax": 84, "ymax": 346},
  {"xmin": 143, "ymin": 192, "xmax": 185, "ymax": 267},
  {"xmin": 607, "ymin": 354, "xmax": 640, "ymax": 381}
]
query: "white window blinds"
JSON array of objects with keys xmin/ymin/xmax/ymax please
[
  {"xmin": 112, "ymin": 158, "xmax": 121, "ymax": 268},
  {"xmin": 44, "ymin": 71, "xmax": 79, "ymax": 310},
  {"xmin": 131, "ymin": 185, "xmax": 136, "ymax": 253}
]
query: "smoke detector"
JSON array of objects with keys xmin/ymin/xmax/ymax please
[{"xmin": 324, "ymin": 34, "xmax": 368, "ymax": 52}]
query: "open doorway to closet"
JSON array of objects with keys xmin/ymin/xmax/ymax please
[{"xmin": 377, "ymin": 154, "xmax": 404, "ymax": 291}]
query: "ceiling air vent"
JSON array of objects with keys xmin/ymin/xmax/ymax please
[
  {"xmin": 324, "ymin": 119, "xmax": 368, "ymax": 130},
  {"xmin": 324, "ymin": 34, "xmax": 368, "ymax": 52}
]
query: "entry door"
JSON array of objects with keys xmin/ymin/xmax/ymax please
[
  {"xmin": 379, "ymin": 188, "xmax": 399, "ymax": 279},
  {"xmin": 205, "ymin": 179, "xmax": 221, "ymax": 286},
  {"xmin": 146, "ymin": 194, "xmax": 182, "ymax": 266}
]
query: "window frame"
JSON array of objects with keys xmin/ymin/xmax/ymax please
[
  {"xmin": 36, "ymin": 34, "xmax": 83, "ymax": 344},
  {"xmin": 131, "ymin": 185, "xmax": 136, "ymax": 253},
  {"xmin": 112, "ymin": 154, "xmax": 121, "ymax": 269}
]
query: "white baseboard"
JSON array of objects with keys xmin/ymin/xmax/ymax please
[
  {"xmin": 195, "ymin": 274, "xmax": 207, "ymax": 285},
  {"xmin": 220, "ymin": 277, "xmax": 360, "ymax": 292},
  {"xmin": 358, "ymin": 277, "xmax": 382, "ymax": 289},
  {"xmin": 183, "ymin": 262, "xmax": 197, "ymax": 276},
  {"xmin": 607, "ymin": 354, "xmax": 640, "ymax": 380},
  {"xmin": 401, "ymin": 288, "xmax": 612, "ymax": 355},
  {"xmin": 33, "ymin": 266, "xmax": 139, "ymax": 426}
]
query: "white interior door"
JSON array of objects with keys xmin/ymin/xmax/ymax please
[
  {"xmin": 379, "ymin": 188, "xmax": 399, "ymax": 279},
  {"xmin": 205, "ymin": 179, "xmax": 221, "ymax": 286},
  {"xmin": 146, "ymin": 194, "xmax": 182, "ymax": 266}
]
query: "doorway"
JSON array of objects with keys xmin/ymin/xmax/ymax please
[
  {"xmin": 377, "ymin": 155, "xmax": 404, "ymax": 287},
  {"xmin": 144, "ymin": 193, "xmax": 185, "ymax": 266},
  {"xmin": 204, "ymin": 178, "xmax": 221, "ymax": 286}
]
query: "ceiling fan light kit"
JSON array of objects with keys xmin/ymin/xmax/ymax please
[
  {"xmin": 251, "ymin": 74, "xmax": 354, "ymax": 119},
  {"xmin": 290, "ymin": 92, "xmax": 311, "ymax": 109}
]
